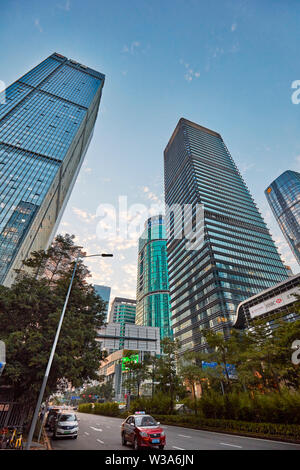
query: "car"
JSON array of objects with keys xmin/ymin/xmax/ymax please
[
  {"xmin": 121, "ymin": 411, "xmax": 166, "ymax": 450},
  {"xmin": 52, "ymin": 412, "xmax": 79, "ymax": 439}
]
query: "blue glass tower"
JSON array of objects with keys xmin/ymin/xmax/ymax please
[
  {"xmin": 136, "ymin": 215, "xmax": 173, "ymax": 340},
  {"xmin": 0, "ymin": 53, "xmax": 104, "ymax": 285},
  {"xmin": 164, "ymin": 118, "xmax": 288, "ymax": 354},
  {"xmin": 94, "ymin": 284, "xmax": 111, "ymax": 322},
  {"xmin": 265, "ymin": 170, "xmax": 300, "ymax": 265}
]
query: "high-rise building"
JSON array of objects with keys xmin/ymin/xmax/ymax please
[
  {"xmin": 0, "ymin": 53, "xmax": 105, "ymax": 285},
  {"xmin": 108, "ymin": 297, "xmax": 136, "ymax": 348},
  {"xmin": 94, "ymin": 284, "xmax": 111, "ymax": 322},
  {"xmin": 164, "ymin": 118, "xmax": 288, "ymax": 354},
  {"xmin": 136, "ymin": 215, "xmax": 172, "ymax": 340},
  {"xmin": 265, "ymin": 170, "xmax": 300, "ymax": 265}
]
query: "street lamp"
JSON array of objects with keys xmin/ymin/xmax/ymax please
[{"xmin": 25, "ymin": 251, "xmax": 113, "ymax": 450}]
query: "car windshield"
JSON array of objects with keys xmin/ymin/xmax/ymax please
[
  {"xmin": 59, "ymin": 414, "xmax": 77, "ymax": 422},
  {"xmin": 135, "ymin": 415, "xmax": 157, "ymax": 427}
]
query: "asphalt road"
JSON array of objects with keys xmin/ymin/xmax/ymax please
[{"xmin": 49, "ymin": 412, "xmax": 300, "ymax": 451}]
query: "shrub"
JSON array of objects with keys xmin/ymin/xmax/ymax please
[
  {"xmin": 130, "ymin": 393, "xmax": 173, "ymax": 415},
  {"xmin": 78, "ymin": 403, "xmax": 93, "ymax": 413},
  {"xmin": 93, "ymin": 402, "xmax": 119, "ymax": 417}
]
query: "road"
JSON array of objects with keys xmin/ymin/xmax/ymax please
[{"xmin": 50, "ymin": 412, "xmax": 300, "ymax": 451}]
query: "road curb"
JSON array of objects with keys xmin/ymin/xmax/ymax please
[{"xmin": 43, "ymin": 428, "xmax": 52, "ymax": 450}]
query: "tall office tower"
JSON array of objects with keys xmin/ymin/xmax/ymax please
[
  {"xmin": 136, "ymin": 215, "xmax": 173, "ymax": 340},
  {"xmin": 265, "ymin": 170, "xmax": 300, "ymax": 265},
  {"xmin": 0, "ymin": 53, "xmax": 105, "ymax": 286},
  {"xmin": 94, "ymin": 284, "xmax": 111, "ymax": 322},
  {"xmin": 108, "ymin": 297, "xmax": 136, "ymax": 349},
  {"xmin": 164, "ymin": 118, "xmax": 288, "ymax": 354}
]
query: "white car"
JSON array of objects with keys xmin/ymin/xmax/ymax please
[{"xmin": 53, "ymin": 412, "xmax": 79, "ymax": 439}]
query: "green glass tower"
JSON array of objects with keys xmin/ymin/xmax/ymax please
[{"xmin": 136, "ymin": 215, "xmax": 173, "ymax": 340}]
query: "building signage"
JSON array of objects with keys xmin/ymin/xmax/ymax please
[
  {"xmin": 249, "ymin": 287, "xmax": 300, "ymax": 319},
  {"xmin": 121, "ymin": 354, "xmax": 139, "ymax": 371}
]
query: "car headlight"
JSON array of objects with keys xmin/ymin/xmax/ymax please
[
  {"xmin": 140, "ymin": 432, "xmax": 148, "ymax": 437},
  {"xmin": 161, "ymin": 431, "xmax": 165, "ymax": 437}
]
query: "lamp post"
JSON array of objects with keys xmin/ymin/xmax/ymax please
[{"xmin": 25, "ymin": 251, "xmax": 113, "ymax": 450}]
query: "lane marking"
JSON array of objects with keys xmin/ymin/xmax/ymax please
[
  {"xmin": 97, "ymin": 439, "xmax": 104, "ymax": 444},
  {"xmin": 220, "ymin": 442, "xmax": 242, "ymax": 448},
  {"xmin": 90, "ymin": 427, "xmax": 103, "ymax": 432},
  {"xmin": 173, "ymin": 446, "xmax": 185, "ymax": 450},
  {"xmin": 167, "ymin": 426, "xmax": 300, "ymax": 446},
  {"xmin": 84, "ymin": 432, "xmax": 90, "ymax": 436},
  {"xmin": 178, "ymin": 434, "xmax": 191, "ymax": 438}
]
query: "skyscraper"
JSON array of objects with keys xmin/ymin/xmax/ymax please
[
  {"xmin": 108, "ymin": 297, "xmax": 136, "ymax": 349},
  {"xmin": 265, "ymin": 170, "xmax": 300, "ymax": 265},
  {"xmin": 164, "ymin": 118, "xmax": 288, "ymax": 354},
  {"xmin": 136, "ymin": 215, "xmax": 172, "ymax": 340},
  {"xmin": 94, "ymin": 284, "xmax": 111, "ymax": 322},
  {"xmin": 0, "ymin": 53, "xmax": 105, "ymax": 285}
]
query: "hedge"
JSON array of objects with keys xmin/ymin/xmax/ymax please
[
  {"xmin": 153, "ymin": 414, "xmax": 300, "ymax": 442},
  {"xmin": 78, "ymin": 402, "xmax": 119, "ymax": 417}
]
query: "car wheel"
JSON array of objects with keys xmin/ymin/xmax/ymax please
[
  {"xmin": 133, "ymin": 436, "xmax": 139, "ymax": 450},
  {"xmin": 121, "ymin": 432, "xmax": 127, "ymax": 446},
  {"xmin": 73, "ymin": 435, "xmax": 77, "ymax": 439},
  {"xmin": 159, "ymin": 445, "xmax": 164, "ymax": 450}
]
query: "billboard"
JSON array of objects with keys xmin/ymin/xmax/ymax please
[
  {"xmin": 249, "ymin": 287, "xmax": 300, "ymax": 319},
  {"xmin": 121, "ymin": 354, "xmax": 139, "ymax": 371}
]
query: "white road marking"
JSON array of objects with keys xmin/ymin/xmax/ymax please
[
  {"xmin": 220, "ymin": 442, "xmax": 242, "ymax": 448},
  {"xmin": 178, "ymin": 434, "xmax": 191, "ymax": 438},
  {"xmin": 97, "ymin": 439, "xmax": 104, "ymax": 444},
  {"xmin": 90, "ymin": 427, "xmax": 103, "ymax": 432},
  {"xmin": 171, "ymin": 426, "xmax": 300, "ymax": 446},
  {"xmin": 84, "ymin": 432, "xmax": 90, "ymax": 436},
  {"xmin": 173, "ymin": 446, "xmax": 185, "ymax": 450}
]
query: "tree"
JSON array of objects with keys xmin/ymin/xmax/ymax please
[
  {"xmin": 0, "ymin": 234, "xmax": 107, "ymax": 408},
  {"xmin": 123, "ymin": 361, "xmax": 148, "ymax": 398},
  {"xmin": 144, "ymin": 354, "xmax": 160, "ymax": 398},
  {"xmin": 156, "ymin": 338, "xmax": 183, "ymax": 413}
]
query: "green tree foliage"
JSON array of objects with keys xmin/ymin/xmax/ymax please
[
  {"xmin": 0, "ymin": 234, "xmax": 107, "ymax": 406},
  {"xmin": 155, "ymin": 338, "xmax": 185, "ymax": 413}
]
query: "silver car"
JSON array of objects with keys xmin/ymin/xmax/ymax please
[{"xmin": 53, "ymin": 412, "xmax": 79, "ymax": 439}]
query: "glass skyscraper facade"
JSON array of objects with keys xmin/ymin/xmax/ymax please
[
  {"xmin": 94, "ymin": 284, "xmax": 111, "ymax": 322},
  {"xmin": 265, "ymin": 170, "xmax": 300, "ymax": 265},
  {"xmin": 136, "ymin": 215, "xmax": 173, "ymax": 340},
  {"xmin": 0, "ymin": 53, "xmax": 105, "ymax": 285},
  {"xmin": 164, "ymin": 118, "xmax": 288, "ymax": 354},
  {"xmin": 108, "ymin": 297, "xmax": 136, "ymax": 348}
]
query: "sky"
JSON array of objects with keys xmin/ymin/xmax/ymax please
[{"xmin": 1, "ymin": 0, "xmax": 300, "ymax": 306}]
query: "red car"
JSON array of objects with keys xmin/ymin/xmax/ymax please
[{"xmin": 121, "ymin": 412, "xmax": 166, "ymax": 450}]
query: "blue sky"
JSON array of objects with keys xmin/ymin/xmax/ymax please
[{"xmin": 1, "ymin": 0, "xmax": 300, "ymax": 302}]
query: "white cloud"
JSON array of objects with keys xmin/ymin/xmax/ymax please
[
  {"xmin": 122, "ymin": 41, "xmax": 141, "ymax": 55},
  {"xmin": 34, "ymin": 18, "xmax": 43, "ymax": 33},
  {"xmin": 57, "ymin": 0, "xmax": 71, "ymax": 11},
  {"xmin": 180, "ymin": 60, "xmax": 200, "ymax": 82},
  {"xmin": 72, "ymin": 206, "xmax": 96, "ymax": 223}
]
